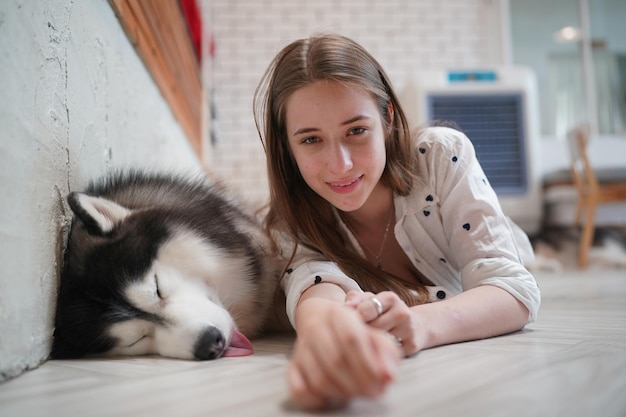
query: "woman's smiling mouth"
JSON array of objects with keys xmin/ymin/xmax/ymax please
[{"xmin": 327, "ymin": 176, "xmax": 362, "ymax": 193}]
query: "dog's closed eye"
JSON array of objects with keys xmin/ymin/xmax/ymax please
[
  {"xmin": 128, "ymin": 335, "xmax": 147, "ymax": 348},
  {"xmin": 154, "ymin": 274, "xmax": 163, "ymax": 299}
]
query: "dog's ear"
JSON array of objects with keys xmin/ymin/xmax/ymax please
[{"xmin": 67, "ymin": 192, "xmax": 131, "ymax": 235}]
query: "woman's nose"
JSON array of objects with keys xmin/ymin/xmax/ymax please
[{"xmin": 327, "ymin": 143, "xmax": 353, "ymax": 174}]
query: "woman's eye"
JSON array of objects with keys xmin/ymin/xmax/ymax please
[
  {"xmin": 301, "ymin": 136, "xmax": 319, "ymax": 145},
  {"xmin": 154, "ymin": 274, "xmax": 163, "ymax": 299},
  {"xmin": 348, "ymin": 127, "xmax": 366, "ymax": 135}
]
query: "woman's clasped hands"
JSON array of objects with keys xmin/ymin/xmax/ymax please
[
  {"xmin": 287, "ymin": 289, "xmax": 421, "ymax": 409},
  {"xmin": 345, "ymin": 290, "xmax": 422, "ymax": 358}
]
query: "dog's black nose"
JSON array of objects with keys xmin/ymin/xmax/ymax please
[{"xmin": 194, "ymin": 326, "xmax": 226, "ymax": 360}]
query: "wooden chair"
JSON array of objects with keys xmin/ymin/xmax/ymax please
[{"xmin": 568, "ymin": 126, "xmax": 626, "ymax": 268}]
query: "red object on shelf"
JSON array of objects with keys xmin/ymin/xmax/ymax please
[{"xmin": 180, "ymin": 0, "xmax": 215, "ymax": 63}]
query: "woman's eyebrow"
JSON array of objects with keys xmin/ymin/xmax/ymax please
[
  {"xmin": 292, "ymin": 115, "xmax": 372, "ymax": 136},
  {"xmin": 341, "ymin": 115, "xmax": 371, "ymax": 126},
  {"xmin": 293, "ymin": 127, "xmax": 319, "ymax": 136}
]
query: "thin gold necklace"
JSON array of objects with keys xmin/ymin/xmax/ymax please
[{"xmin": 343, "ymin": 205, "xmax": 394, "ymax": 270}]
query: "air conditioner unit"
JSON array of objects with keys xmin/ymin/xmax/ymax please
[{"xmin": 400, "ymin": 68, "xmax": 542, "ymax": 235}]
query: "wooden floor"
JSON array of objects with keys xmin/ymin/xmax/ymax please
[{"xmin": 1, "ymin": 268, "xmax": 625, "ymax": 417}]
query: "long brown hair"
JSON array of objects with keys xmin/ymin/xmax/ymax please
[{"xmin": 254, "ymin": 34, "xmax": 428, "ymax": 305}]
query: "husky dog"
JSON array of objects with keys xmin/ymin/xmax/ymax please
[{"xmin": 52, "ymin": 171, "xmax": 280, "ymax": 360}]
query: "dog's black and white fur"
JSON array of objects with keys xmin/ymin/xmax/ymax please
[{"xmin": 52, "ymin": 171, "xmax": 280, "ymax": 360}]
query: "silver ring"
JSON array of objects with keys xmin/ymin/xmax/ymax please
[{"xmin": 370, "ymin": 297, "xmax": 383, "ymax": 317}]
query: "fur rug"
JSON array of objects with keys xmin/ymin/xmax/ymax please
[{"xmin": 528, "ymin": 227, "xmax": 626, "ymax": 272}]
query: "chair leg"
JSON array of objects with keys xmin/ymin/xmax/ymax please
[
  {"xmin": 578, "ymin": 203, "xmax": 596, "ymax": 268},
  {"xmin": 574, "ymin": 200, "xmax": 583, "ymax": 227}
]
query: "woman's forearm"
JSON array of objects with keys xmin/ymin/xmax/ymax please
[
  {"xmin": 414, "ymin": 285, "xmax": 530, "ymax": 350},
  {"xmin": 294, "ymin": 282, "xmax": 349, "ymax": 329}
]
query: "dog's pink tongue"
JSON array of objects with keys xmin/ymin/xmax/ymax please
[{"xmin": 224, "ymin": 329, "xmax": 254, "ymax": 357}]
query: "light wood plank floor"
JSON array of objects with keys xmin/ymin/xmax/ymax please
[{"xmin": 1, "ymin": 268, "xmax": 625, "ymax": 417}]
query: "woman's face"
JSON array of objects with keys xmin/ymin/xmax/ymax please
[{"xmin": 284, "ymin": 80, "xmax": 388, "ymax": 213}]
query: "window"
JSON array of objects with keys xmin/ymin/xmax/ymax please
[{"xmin": 509, "ymin": 0, "xmax": 626, "ymax": 138}]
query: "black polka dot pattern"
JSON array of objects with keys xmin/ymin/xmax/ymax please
[
  {"xmin": 314, "ymin": 275, "xmax": 322, "ymax": 284},
  {"xmin": 286, "ymin": 268, "xmax": 293, "ymax": 274},
  {"xmin": 384, "ymin": 143, "xmax": 487, "ymax": 278},
  {"xmin": 436, "ymin": 290, "xmax": 446, "ymax": 300}
]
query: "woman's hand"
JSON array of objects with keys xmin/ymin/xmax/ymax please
[
  {"xmin": 345, "ymin": 290, "xmax": 424, "ymax": 357},
  {"xmin": 289, "ymin": 292, "xmax": 402, "ymax": 410}
]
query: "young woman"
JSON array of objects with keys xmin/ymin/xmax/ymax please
[{"xmin": 254, "ymin": 33, "xmax": 540, "ymax": 410}]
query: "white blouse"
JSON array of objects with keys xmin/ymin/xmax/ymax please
[{"xmin": 280, "ymin": 126, "xmax": 541, "ymax": 329}]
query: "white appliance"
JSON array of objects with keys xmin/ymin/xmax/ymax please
[{"xmin": 400, "ymin": 68, "xmax": 542, "ymax": 235}]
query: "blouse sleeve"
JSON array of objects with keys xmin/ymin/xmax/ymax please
[
  {"xmin": 419, "ymin": 127, "xmax": 541, "ymax": 321},
  {"xmin": 278, "ymin": 242, "xmax": 362, "ymax": 329}
]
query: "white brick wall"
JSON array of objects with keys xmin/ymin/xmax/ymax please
[{"xmin": 202, "ymin": 0, "xmax": 502, "ymax": 204}]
